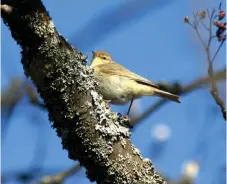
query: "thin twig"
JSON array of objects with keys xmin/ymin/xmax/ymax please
[
  {"xmin": 207, "ymin": 58, "xmax": 226, "ymax": 120},
  {"xmin": 39, "ymin": 164, "xmax": 81, "ymax": 184},
  {"xmin": 206, "ymin": 9, "xmax": 226, "ymax": 120},
  {"xmin": 131, "ymin": 100, "xmax": 165, "ymax": 125},
  {"xmin": 207, "ymin": 62, "xmax": 226, "ymax": 120},
  {"xmin": 211, "ymin": 40, "xmax": 225, "ymax": 62},
  {"xmin": 188, "ymin": 8, "xmax": 226, "ymax": 120},
  {"xmin": 194, "ymin": 27, "xmax": 207, "ymax": 48},
  {"xmin": 206, "ymin": 9, "xmax": 215, "ymax": 50},
  {"xmin": 201, "ymin": 20, "xmax": 210, "ymax": 31}
]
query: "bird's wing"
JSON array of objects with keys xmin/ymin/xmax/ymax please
[{"xmin": 96, "ymin": 63, "xmax": 159, "ymax": 89}]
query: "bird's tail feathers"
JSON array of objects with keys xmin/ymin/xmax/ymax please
[{"xmin": 153, "ymin": 88, "xmax": 181, "ymax": 103}]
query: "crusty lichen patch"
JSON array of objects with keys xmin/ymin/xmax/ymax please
[{"xmin": 91, "ymin": 90, "xmax": 130, "ymax": 140}]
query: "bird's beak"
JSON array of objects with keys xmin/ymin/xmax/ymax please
[{"xmin": 92, "ymin": 51, "xmax": 96, "ymax": 57}]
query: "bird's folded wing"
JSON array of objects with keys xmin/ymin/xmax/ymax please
[{"xmin": 97, "ymin": 63, "xmax": 159, "ymax": 89}]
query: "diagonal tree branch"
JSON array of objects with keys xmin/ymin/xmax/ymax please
[
  {"xmin": 131, "ymin": 68, "xmax": 226, "ymax": 125},
  {"xmin": 1, "ymin": 78, "xmax": 45, "ymax": 121},
  {"xmin": 1, "ymin": 1, "xmax": 166, "ymax": 183},
  {"xmin": 71, "ymin": 0, "xmax": 173, "ymax": 51}
]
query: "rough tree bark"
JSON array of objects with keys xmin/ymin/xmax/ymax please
[{"xmin": 1, "ymin": 0, "xmax": 166, "ymax": 183}]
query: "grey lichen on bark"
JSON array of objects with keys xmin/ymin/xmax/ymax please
[{"xmin": 1, "ymin": 0, "xmax": 166, "ymax": 183}]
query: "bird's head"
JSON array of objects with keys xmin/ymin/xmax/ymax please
[{"xmin": 91, "ymin": 51, "xmax": 114, "ymax": 68}]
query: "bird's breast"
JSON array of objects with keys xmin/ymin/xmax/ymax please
[{"xmin": 94, "ymin": 73, "xmax": 135, "ymax": 104}]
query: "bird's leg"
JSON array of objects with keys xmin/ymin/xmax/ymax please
[
  {"xmin": 104, "ymin": 100, "xmax": 111, "ymax": 110},
  {"xmin": 127, "ymin": 99, "xmax": 134, "ymax": 116}
]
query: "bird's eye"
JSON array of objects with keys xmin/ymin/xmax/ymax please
[{"xmin": 102, "ymin": 56, "xmax": 107, "ymax": 60}]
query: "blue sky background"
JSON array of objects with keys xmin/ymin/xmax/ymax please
[{"xmin": 1, "ymin": 0, "xmax": 226, "ymax": 184}]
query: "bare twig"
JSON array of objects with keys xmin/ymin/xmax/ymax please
[
  {"xmin": 211, "ymin": 40, "xmax": 225, "ymax": 62},
  {"xmin": 194, "ymin": 26, "xmax": 207, "ymax": 48},
  {"xmin": 131, "ymin": 68, "xmax": 226, "ymax": 125},
  {"xmin": 185, "ymin": 8, "xmax": 226, "ymax": 120},
  {"xmin": 200, "ymin": 20, "xmax": 209, "ymax": 31},
  {"xmin": 25, "ymin": 85, "xmax": 46, "ymax": 109},
  {"xmin": 1, "ymin": 78, "xmax": 24, "ymax": 120},
  {"xmin": 1, "ymin": 78, "xmax": 45, "ymax": 120},
  {"xmin": 39, "ymin": 164, "xmax": 81, "ymax": 184},
  {"xmin": 207, "ymin": 61, "xmax": 226, "ymax": 120},
  {"xmin": 206, "ymin": 9, "xmax": 226, "ymax": 120}
]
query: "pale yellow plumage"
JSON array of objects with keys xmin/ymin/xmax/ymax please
[{"xmin": 90, "ymin": 51, "xmax": 181, "ymax": 105}]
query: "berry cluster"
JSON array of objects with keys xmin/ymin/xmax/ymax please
[{"xmin": 213, "ymin": 3, "xmax": 226, "ymax": 42}]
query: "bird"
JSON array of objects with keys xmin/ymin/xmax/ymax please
[{"xmin": 90, "ymin": 50, "xmax": 181, "ymax": 115}]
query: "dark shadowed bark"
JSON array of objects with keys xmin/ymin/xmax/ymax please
[{"xmin": 1, "ymin": 0, "xmax": 166, "ymax": 183}]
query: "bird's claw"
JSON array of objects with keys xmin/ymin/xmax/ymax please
[
  {"xmin": 118, "ymin": 114, "xmax": 133, "ymax": 129},
  {"xmin": 104, "ymin": 100, "xmax": 111, "ymax": 109}
]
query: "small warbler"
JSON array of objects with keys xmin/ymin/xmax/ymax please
[{"xmin": 90, "ymin": 51, "xmax": 180, "ymax": 114}]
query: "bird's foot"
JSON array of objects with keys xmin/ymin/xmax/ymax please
[
  {"xmin": 117, "ymin": 113, "xmax": 133, "ymax": 129},
  {"xmin": 104, "ymin": 100, "xmax": 111, "ymax": 109}
]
